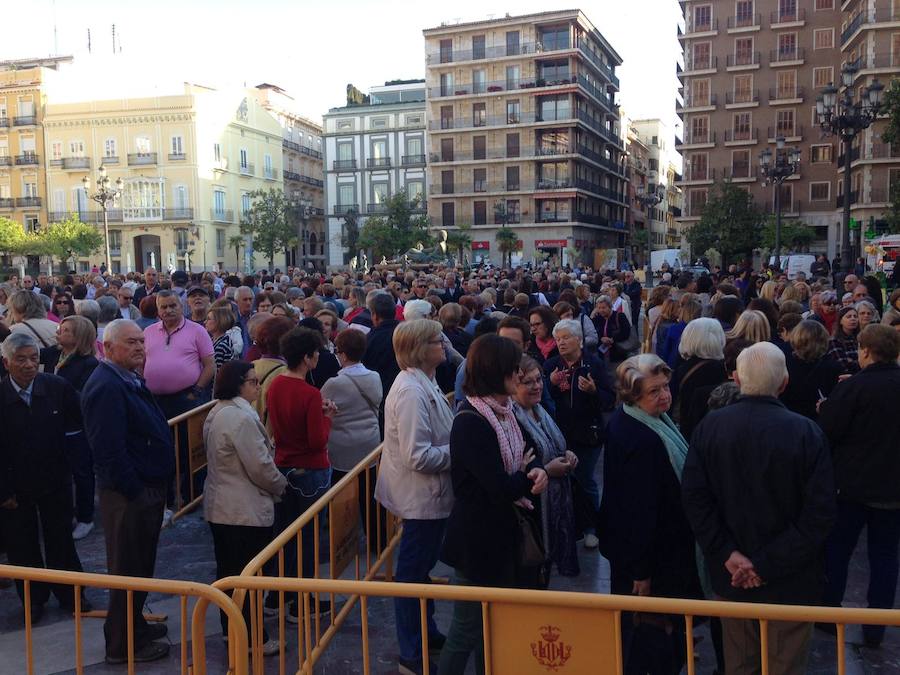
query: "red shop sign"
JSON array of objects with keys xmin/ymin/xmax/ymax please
[
  {"xmin": 536, "ymin": 239, "xmax": 567, "ymax": 248},
  {"xmin": 472, "ymin": 241, "xmax": 490, "ymax": 250}
]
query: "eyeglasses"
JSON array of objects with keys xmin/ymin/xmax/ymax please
[
  {"xmin": 519, "ymin": 377, "xmax": 543, "ymax": 388},
  {"xmin": 54, "ymin": 300, "xmax": 70, "ymax": 305},
  {"xmin": 529, "ymin": 322, "xmax": 543, "ymax": 328},
  {"xmin": 243, "ymin": 377, "xmax": 259, "ymax": 385}
]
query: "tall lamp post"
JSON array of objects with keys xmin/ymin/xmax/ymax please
[
  {"xmin": 636, "ymin": 183, "xmax": 665, "ymax": 288},
  {"xmin": 82, "ymin": 166, "xmax": 123, "ymax": 273},
  {"xmin": 290, "ymin": 196, "xmax": 313, "ymax": 271},
  {"xmin": 759, "ymin": 136, "xmax": 800, "ymax": 272},
  {"xmin": 816, "ymin": 63, "xmax": 884, "ymax": 272}
]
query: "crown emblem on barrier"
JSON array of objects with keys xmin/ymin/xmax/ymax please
[{"xmin": 531, "ymin": 624, "xmax": 572, "ymax": 670}]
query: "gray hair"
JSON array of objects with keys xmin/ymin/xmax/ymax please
[
  {"xmin": 97, "ymin": 295, "xmax": 120, "ymax": 323},
  {"xmin": 615, "ymin": 353, "xmax": 673, "ymax": 405},
  {"xmin": 552, "ymin": 318, "xmax": 583, "ymax": 341},
  {"xmin": 235, "ymin": 285, "xmax": 254, "ymax": 300},
  {"xmin": 103, "ymin": 318, "xmax": 139, "ymax": 345},
  {"xmin": 855, "ymin": 300, "xmax": 880, "ymax": 322},
  {"xmin": 156, "ymin": 289, "xmax": 182, "ymax": 305},
  {"xmin": 594, "ymin": 294, "xmax": 613, "ymax": 308},
  {"xmin": 736, "ymin": 342, "xmax": 787, "ymax": 397},
  {"xmin": 77, "ymin": 299, "xmax": 100, "ymax": 326},
  {"xmin": 1, "ymin": 331, "xmax": 40, "ymax": 360},
  {"xmin": 403, "ymin": 299, "xmax": 433, "ymax": 321},
  {"xmin": 9, "ymin": 289, "xmax": 47, "ymax": 320},
  {"xmin": 678, "ymin": 318, "xmax": 726, "ymax": 360}
]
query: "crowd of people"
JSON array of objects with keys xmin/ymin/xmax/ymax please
[{"xmin": 0, "ymin": 258, "xmax": 898, "ymax": 673}]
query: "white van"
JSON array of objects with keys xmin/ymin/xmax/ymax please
[{"xmin": 769, "ymin": 254, "xmax": 816, "ymax": 280}]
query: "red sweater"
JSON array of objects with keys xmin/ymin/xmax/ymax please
[{"xmin": 266, "ymin": 375, "xmax": 331, "ymax": 469}]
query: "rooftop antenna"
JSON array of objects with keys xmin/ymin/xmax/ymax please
[
  {"xmin": 112, "ymin": 24, "xmax": 116, "ymax": 54},
  {"xmin": 52, "ymin": 0, "xmax": 58, "ymax": 55},
  {"xmin": 87, "ymin": 28, "xmax": 92, "ymax": 54}
]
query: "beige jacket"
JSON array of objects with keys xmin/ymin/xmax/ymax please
[{"xmin": 202, "ymin": 398, "xmax": 287, "ymax": 527}]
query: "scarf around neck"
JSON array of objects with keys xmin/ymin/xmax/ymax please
[
  {"xmin": 622, "ymin": 404, "xmax": 689, "ymax": 480},
  {"xmin": 466, "ymin": 395, "xmax": 525, "ymax": 474},
  {"xmin": 513, "ymin": 401, "xmax": 566, "ymax": 465}
]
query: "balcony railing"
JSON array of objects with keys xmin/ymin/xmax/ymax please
[
  {"xmin": 101, "ymin": 155, "xmax": 119, "ymax": 164},
  {"xmin": 367, "ymin": 157, "xmax": 391, "ymax": 168},
  {"xmin": 168, "ymin": 153, "xmax": 186, "ymax": 161},
  {"xmin": 16, "ymin": 197, "xmax": 42, "ymax": 207},
  {"xmin": 239, "ymin": 162, "xmax": 255, "ymax": 176},
  {"xmin": 727, "ymin": 52, "xmax": 761, "ymax": 67},
  {"xmin": 401, "ymin": 154, "xmax": 426, "ymax": 166},
  {"xmin": 683, "ymin": 56, "xmax": 717, "ymax": 71},
  {"xmin": 685, "ymin": 18, "xmax": 718, "ymax": 34},
  {"xmin": 868, "ymin": 143, "xmax": 900, "ymax": 160},
  {"xmin": 575, "ymin": 39, "xmax": 620, "ymax": 88},
  {"xmin": 769, "ymin": 86, "xmax": 805, "ymax": 101},
  {"xmin": 15, "ymin": 153, "xmax": 39, "ymax": 165},
  {"xmin": 727, "ymin": 13, "xmax": 761, "ymax": 29},
  {"xmin": 333, "ymin": 204, "xmax": 359, "ymax": 215},
  {"xmin": 868, "ymin": 189, "xmax": 889, "ymax": 203},
  {"xmin": 429, "ymin": 75, "xmax": 579, "ymax": 99},
  {"xmin": 680, "ymin": 93, "xmax": 718, "ymax": 108},
  {"xmin": 127, "ymin": 153, "xmax": 157, "ymax": 166},
  {"xmin": 836, "ymin": 191, "xmax": 859, "ymax": 208},
  {"xmin": 366, "ymin": 203, "xmax": 389, "ymax": 214},
  {"xmin": 333, "ymin": 159, "xmax": 357, "ymax": 170},
  {"xmin": 263, "ymin": 167, "xmax": 276, "ymax": 179},
  {"xmin": 210, "ymin": 209, "xmax": 234, "ymax": 222},
  {"xmin": 13, "ymin": 115, "xmax": 36, "ymax": 126},
  {"xmin": 770, "ymin": 47, "xmax": 805, "ymax": 64},
  {"xmin": 283, "ymin": 170, "xmax": 300, "ymax": 182},
  {"xmin": 842, "ymin": 12, "xmax": 866, "ymax": 44},
  {"xmin": 62, "ymin": 156, "xmax": 91, "ymax": 170},
  {"xmin": 726, "ymin": 89, "xmax": 759, "ymax": 104},
  {"xmin": 536, "ymin": 178, "xmax": 574, "ymax": 190},
  {"xmin": 725, "ymin": 128, "xmax": 759, "ymax": 143},
  {"xmin": 723, "ymin": 167, "xmax": 755, "ymax": 180},
  {"xmin": 282, "ymin": 139, "xmax": 323, "ymax": 159},
  {"xmin": 0, "ymin": 156, "xmax": 11, "ymax": 167},
  {"xmin": 682, "ymin": 168, "xmax": 717, "ymax": 182},
  {"xmin": 427, "ymin": 41, "xmax": 541, "ymax": 64},
  {"xmin": 0, "ymin": 198, "xmax": 14, "ymax": 209},
  {"xmin": 767, "ymin": 125, "xmax": 804, "ymax": 139},
  {"xmin": 680, "ymin": 131, "xmax": 717, "ymax": 145},
  {"xmin": 0, "ymin": 117, "xmax": 9, "ymax": 128},
  {"xmin": 771, "ymin": 7, "xmax": 805, "ymax": 24}
]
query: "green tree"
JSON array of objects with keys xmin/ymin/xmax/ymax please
[
  {"xmin": 495, "ymin": 228, "xmax": 520, "ymax": 268},
  {"xmin": 41, "ymin": 215, "xmax": 104, "ymax": 268},
  {"xmin": 0, "ymin": 216, "xmax": 25, "ymax": 256},
  {"xmin": 358, "ymin": 193, "xmax": 431, "ymax": 260},
  {"xmin": 446, "ymin": 222, "xmax": 472, "ymax": 264},
  {"xmin": 340, "ymin": 208, "xmax": 360, "ymax": 264},
  {"xmin": 240, "ymin": 188, "xmax": 294, "ymax": 271},
  {"xmin": 228, "ymin": 235, "xmax": 244, "ymax": 271},
  {"xmin": 760, "ymin": 216, "xmax": 815, "ymax": 254},
  {"xmin": 686, "ymin": 181, "xmax": 764, "ymax": 267}
]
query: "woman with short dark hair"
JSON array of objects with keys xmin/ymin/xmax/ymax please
[
  {"xmin": 439, "ymin": 334, "xmax": 549, "ymax": 674},
  {"xmin": 204, "ymin": 360, "xmax": 286, "ymax": 654},
  {"xmin": 527, "ymin": 305, "xmax": 559, "ymax": 363},
  {"xmin": 781, "ymin": 320, "xmax": 842, "ymax": 420}
]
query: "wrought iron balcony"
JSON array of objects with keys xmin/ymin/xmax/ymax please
[
  {"xmin": 0, "ymin": 198, "xmax": 13, "ymax": 209},
  {"xmin": 15, "ymin": 153, "xmax": 39, "ymax": 165},
  {"xmin": 239, "ymin": 162, "xmax": 255, "ymax": 176},
  {"xmin": 210, "ymin": 209, "xmax": 234, "ymax": 222},
  {"xmin": 62, "ymin": 157, "xmax": 91, "ymax": 170},
  {"xmin": 367, "ymin": 157, "xmax": 391, "ymax": 168},
  {"xmin": 13, "ymin": 115, "xmax": 36, "ymax": 126},
  {"xmin": 16, "ymin": 197, "xmax": 42, "ymax": 207},
  {"xmin": 333, "ymin": 159, "xmax": 357, "ymax": 170},
  {"xmin": 402, "ymin": 154, "xmax": 426, "ymax": 166},
  {"xmin": 168, "ymin": 153, "xmax": 186, "ymax": 161},
  {"xmin": 0, "ymin": 156, "xmax": 11, "ymax": 167},
  {"xmin": 127, "ymin": 153, "xmax": 157, "ymax": 166},
  {"xmin": 333, "ymin": 204, "xmax": 358, "ymax": 215}
]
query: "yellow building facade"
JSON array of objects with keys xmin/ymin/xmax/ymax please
[{"xmin": 43, "ymin": 84, "xmax": 284, "ymax": 273}]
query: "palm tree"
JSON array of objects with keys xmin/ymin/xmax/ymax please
[
  {"xmin": 495, "ymin": 228, "xmax": 519, "ymax": 268},
  {"xmin": 228, "ymin": 235, "xmax": 244, "ymax": 272},
  {"xmin": 446, "ymin": 222, "xmax": 473, "ymax": 264}
]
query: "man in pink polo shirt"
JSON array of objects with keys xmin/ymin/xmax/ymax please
[{"xmin": 143, "ymin": 290, "xmax": 215, "ymax": 519}]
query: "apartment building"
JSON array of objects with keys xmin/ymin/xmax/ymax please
[
  {"xmin": 423, "ymin": 9, "xmax": 627, "ymax": 266},
  {"xmin": 677, "ymin": 0, "xmax": 843, "ymax": 255},
  {"xmin": 43, "ymin": 84, "xmax": 283, "ymax": 273},
  {"xmin": 0, "ymin": 57, "xmax": 72, "ymax": 240},
  {"xmin": 254, "ymin": 84, "xmax": 327, "ymax": 271},
  {"xmin": 323, "ymin": 81, "xmax": 428, "ymax": 268},
  {"xmin": 839, "ymin": 0, "xmax": 900, "ymax": 237}
]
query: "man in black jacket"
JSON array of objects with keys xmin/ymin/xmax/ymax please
[
  {"xmin": 818, "ymin": 324, "xmax": 900, "ymax": 647},
  {"xmin": 683, "ymin": 342, "xmax": 835, "ymax": 675},
  {"xmin": 363, "ymin": 292, "xmax": 401, "ymax": 432},
  {"xmin": 131, "ymin": 267, "xmax": 160, "ymax": 307},
  {"xmin": 622, "ymin": 271, "xmax": 643, "ymax": 329},
  {"xmin": 0, "ymin": 333, "xmax": 86, "ymax": 623}
]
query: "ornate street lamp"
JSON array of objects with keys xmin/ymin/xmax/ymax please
[
  {"xmin": 816, "ymin": 63, "xmax": 884, "ymax": 272},
  {"xmin": 636, "ymin": 183, "xmax": 665, "ymax": 288},
  {"xmin": 82, "ymin": 165, "xmax": 123, "ymax": 273},
  {"xmin": 290, "ymin": 196, "xmax": 313, "ymax": 270},
  {"xmin": 759, "ymin": 136, "xmax": 800, "ymax": 271}
]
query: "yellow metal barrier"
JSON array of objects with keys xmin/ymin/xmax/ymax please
[
  {"xmin": 0, "ymin": 563, "xmax": 248, "ymax": 675},
  {"xmin": 234, "ymin": 443, "xmax": 402, "ymax": 675},
  {"xmin": 216, "ymin": 575, "xmax": 900, "ymax": 675},
  {"xmin": 169, "ymin": 400, "xmax": 216, "ymax": 523}
]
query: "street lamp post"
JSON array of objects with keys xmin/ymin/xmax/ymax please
[
  {"xmin": 290, "ymin": 196, "xmax": 312, "ymax": 271},
  {"xmin": 636, "ymin": 183, "xmax": 665, "ymax": 288},
  {"xmin": 82, "ymin": 165, "xmax": 123, "ymax": 273},
  {"xmin": 759, "ymin": 136, "xmax": 801, "ymax": 272},
  {"xmin": 816, "ymin": 63, "xmax": 884, "ymax": 272}
]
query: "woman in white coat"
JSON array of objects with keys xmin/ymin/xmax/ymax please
[
  {"xmin": 203, "ymin": 359, "xmax": 287, "ymax": 655},
  {"xmin": 375, "ymin": 319, "xmax": 455, "ymax": 675}
]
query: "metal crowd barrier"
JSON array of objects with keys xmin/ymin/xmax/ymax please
[
  {"xmin": 234, "ymin": 443, "xmax": 402, "ymax": 675},
  {"xmin": 0, "ymin": 563, "xmax": 248, "ymax": 675},
  {"xmin": 168, "ymin": 400, "xmax": 216, "ymax": 522},
  {"xmin": 215, "ymin": 575, "xmax": 900, "ymax": 675}
]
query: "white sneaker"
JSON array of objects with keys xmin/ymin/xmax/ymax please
[
  {"xmin": 162, "ymin": 509, "xmax": 174, "ymax": 528},
  {"xmin": 72, "ymin": 521, "xmax": 94, "ymax": 540},
  {"xmin": 583, "ymin": 533, "xmax": 599, "ymax": 549}
]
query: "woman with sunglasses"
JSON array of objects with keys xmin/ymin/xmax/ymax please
[{"xmin": 52, "ymin": 291, "xmax": 76, "ymax": 319}]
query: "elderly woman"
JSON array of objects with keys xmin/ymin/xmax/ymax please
[
  {"xmin": 251, "ymin": 316, "xmax": 295, "ymax": 426},
  {"xmin": 672, "ymin": 318, "xmax": 727, "ymax": 439},
  {"xmin": 598, "ymin": 354, "xmax": 702, "ymax": 674},
  {"xmin": 440, "ymin": 335, "xmax": 548, "ymax": 674},
  {"xmin": 253, "ymin": 291, "xmax": 274, "ymax": 314},
  {"xmin": 555, "ymin": 301, "xmax": 599, "ymax": 353},
  {"xmin": 527, "ymin": 305, "xmax": 559, "ymax": 363},
  {"xmin": 591, "ymin": 295, "xmax": 630, "ymax": 361},
  {"xmin": 204, "ymin": 360, "xmax": 287, "ymax": 654},
  {"xmin": 315, "ymin": 308, "xmax": 340, "ymax": 352},
  {"xmin": 545, "ymin": 318, "xmax": 615, "ymax": 549},
  {"xmin": 6, "ymin": 289, "xmax": 58, "ymax": 348},
  {"xmin": 375, "ymin": 319, "xmax": 455, "ymax": 675},
  {"xmin": 780, "ymin": 320, "xmax": 843, "ymax": 420},
  {"xmin": 725, "ymin": 308, "xmax": 771, "ymax": 344},
  {"xmin": 855, "ymin": 300, "xmax": 880, "ymax": 329},
  {"xmin": 55, "ymin": 315, "xmax": 100, "ymax": 540},
  {"xmin": 513, "ymin": 355, "xmax": 579, "ymax": 578},
  {"xmin": 440, "ymin": 302, "xmax": 473, "ymax": 357},
  {"xmin": 135, "ymin": 295, "xmax": 159, "ymax": 330},
  {"xmin": 205, "ymin": 306, "xmax": 237, "ymax": 369},
  {"xmin": 827, "ymin": 306, "xmax": 860, "ymax": 374},
  {"xmin": 660, "ymin": 296, "xmax": 702, "ymax": 368},
  {"xmin": 0, "ymin": 282, "xmax": 13, "ymax": 317}
]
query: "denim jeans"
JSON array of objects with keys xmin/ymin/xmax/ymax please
[
  {"xmin": 394, "ymin": 519, "xmax": 446, "ymax": 661},
  {"xmin": 274, "ymin": 467, "xmax": 332, "ymax": 584},
  {"xmin": 571, "ymin": 444, "xmax": 602, "ymax": 535},
  {"xmin": 825, "ymin": 501, "xmax": 900, "ymax": 644},
  {"xmin": 438, "ymin": 573, "xmax": 485, "ymax": 675}
]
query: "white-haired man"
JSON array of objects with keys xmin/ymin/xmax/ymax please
[{"xmin": 682, "ymin": 341, "xmax": 835, "ymax": 675}]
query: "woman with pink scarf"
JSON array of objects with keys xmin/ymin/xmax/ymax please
[{"xmin": 439, "ymin": 334, "xmax": 548, "ymax": 675}]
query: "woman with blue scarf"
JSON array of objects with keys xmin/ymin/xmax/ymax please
[{"xmin": 598, "ymin": 354, "xmax": 703, "ymax": 675}]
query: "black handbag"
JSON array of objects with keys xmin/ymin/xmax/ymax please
[{"xmin": 513, "ymin": 503, "xmax": 547, "ymax": 588}]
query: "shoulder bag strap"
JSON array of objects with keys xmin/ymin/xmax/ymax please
[
  {"xmin": 345, "ymin": 374, "xmax": 379, "ymax": 416},
  {"xmin": 678, "ymin": 361, "xmax": 708, "ymax": 390},
  {"xmin": 20, "ymin": 321, "xmax": 50, "ymax": 348}
]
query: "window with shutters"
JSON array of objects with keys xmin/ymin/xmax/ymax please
[
  {"xmin": 810, "ymin": 182, "xmax": 830, "ymax": 201},
  {"xmin": 813, "ymin": 67, "xmax": 833, "ymax": 88},
  {"xmin": 814, "ymin": 29, "xmax": 834, "ymax": 50}
]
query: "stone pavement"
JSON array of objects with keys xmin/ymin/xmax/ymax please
[{"xmin": 1, "ymin": 506, "xmax": 898, "ymax": 674}]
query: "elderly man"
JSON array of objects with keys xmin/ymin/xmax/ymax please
[
  {"xmin": 116, "ymin": 285, "xmax": 140, "ymax": 320},
  {"xmin": 819, "ymin": 325, "xmax": 900, "ymax": 647},
  {"xmin": 234, "ymin": 286, "xmax": 255, "ymax": 356},
  {"xmin": 622, "ymin": 270, "xmax": 642, "ymax": 328},
  {"xmin": 82, "ymin": 320, "xmax": 173, "ymax": 664},
  {"xmin": 0, "ymin": 332, "xmax": 86, "ymax": 623},
  {"xmin": 186, "ymin": 285, "xmax": 212, "ymax": 324},
  {"xmin": 683, "ymin": 342, "xmax": 835, "ymax": 675},
  {"xmin": 132, "ymin": 267, "xmax": 160, "ymax": 307}
]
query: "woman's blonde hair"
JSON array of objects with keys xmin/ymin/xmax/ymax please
[
  {"xmin": 206, "ymin": 306, "xmax": 235, "ymax": 335},
  {"xmin": 759, "ymin": 280, "xmax": 778, "ymax": 301},
  {"xmin": 392, "ymin": 319, "xmax": 443, "ymax": 370},
  {"xmin": 726, "ymin": 309, "xmax": 771, "ymax": 343},
  {"xmin": 789, "ymin": 320, "xmax": 830, "ymax": 362},
  {"xmin": 59, "ymin": 315, "xmax": 97, "ymax": 357}
]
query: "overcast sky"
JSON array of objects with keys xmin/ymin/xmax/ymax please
[{"xmin": 7, "ymin": 0, "xmax": 682, "ymax": 133}]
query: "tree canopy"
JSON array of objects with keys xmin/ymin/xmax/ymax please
[
  {"xmin": 686, "ymin": 181, "xmax": 764, "ymax": 266},
  {"xmin": 240, "ymin": 188, "xmax": 295, "ymax": 270},
  {"xmin": 357, "ymin": 193, "xmax": 431, "ymax": 260},
  {"xmin": 42, "ymin": 215, "xmax": 105, "ymax": 262},
  {"xmin": 760, "ymin": 216, "xmax": 815, "ymax": 254},
  {"xmin": 446, "ymin": 222, "xmax": 472, "ymax": 264}
]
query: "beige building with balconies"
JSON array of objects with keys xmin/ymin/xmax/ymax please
[
  {"xmin": 424, "ymin": 9, "xmax": 626, "ymax": 266},
  {"xmin": 677, "ymin": 0, "xmax": 845, "ymax": 255},
  {"xmin": 43, "ymin": 84, "xmax": 283, "ymax": 273}
]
